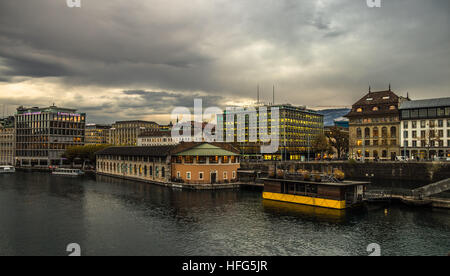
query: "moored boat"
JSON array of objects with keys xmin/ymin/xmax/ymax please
[
  {"xmin": 52, "ymin": 168, "xmax": 84, "ymax": 176},
  {"xmin": 0, "ymin": 165, "xmax": 15, "ymax": 174},
  {"xmin": 261, "ymin": 177, "xmax": 368, "ymax": 210}
]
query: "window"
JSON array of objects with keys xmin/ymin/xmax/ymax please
[
  {"xmin": 404, "ymin": 141, "xmax": 408, "ymax": 147},
  {"xmin": 428, "ymin": 108, "xmax": 437, "ymax": 117},
  {"xmin": 199, "ymin": 172, "xmax": 204, "ymax": 180},
  {"xmin": 232, "ymin": 171, "xmax": 236, "ymax": 179},
  {"xmin": 403, "ymin": 121, "xmax": 408, "ymax": 129},
  {"xmin": 448, "ymin": 130, "xmax": 450, "ymax": 137},
  {"xmin": 438, "ymin": 120, "xmax": 443, "ymax": 128},
  {"xmin": 177, "ymin": 171, "xmax": 181, "ymax": 178},
  {"xmin": 437, "ymin": 108, "xmax": 445, "ymax": 116},
  {"xmin": 402, "ymin": 110, "xmax": 410, "ymax": 119},
  {"xmin": 403, "ymin": 131, "xmax": 408, "ymax": 139},
  {"xmin": 389, "ymin": 106, "xmax": 396, "ymax": 110},
  {"xmin": 412, "ymin": 121, "xmax": 417, "ymax": 128},
  {"xmin": 412, "ymin": 131, "xmax": 417, "ymax": 138},
  {"xmin": 356, "ymin": 128, "xmax": 362, "ymax": 138},
  {"xmin": 411, "ymin": 109, "xmax": 419, "ymax": 118},
  {"xmin": 430, "ymin": 120, "xmax": 435, "ymax": 128},
  {"xmin": 357, "ymin": 108, "xmax": 363, "ymax": 113},
  {"xmin": 372, "ymin": 106, "xmax": 379, "ymax": 111},
  {"xmin": 412, "ymin": 141, "xmax": 417, "ymax": 147},
  {"xmin": 186, "ymin": 172, "xmax": 191, "ymax": 180},
  {"xmin": 420, "ymin": 120, "xmax": 426, "ymax": 128},
  {"xmin": 223, "ymin": 172, "xmax": 227, "ymax": 180},
  {"xmin": 438, "ymin": 130, "xmax": 444, "ymax": 138},
  {"xmin": 421, "ymin": 130, "xmax": 426, "ymax": 138},
  {"xmin": 419, "ymin": 109, "xmax": 427, "ymax": 118}
]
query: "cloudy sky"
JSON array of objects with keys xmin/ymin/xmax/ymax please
[{"xmin": 0, "ymin": 0, "xmax": 449, "ymax": 123}]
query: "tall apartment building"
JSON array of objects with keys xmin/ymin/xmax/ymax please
[
  {"xmin": 109, "ymin": 120, "xmax": 159, "ymax": 146},
  {"xmin": 399, "ymin": 97, "xmax": 450, "ymax": 160},
  {"xmin": 0, "ymin": 116, "xmax": 15, "ymax": 165},
  {"xmin": 85, "ymin": 123, "xmax": 111, "ymax": 144},
  {"xmin": 15, "ymin": 105, "xmax": 86, "ymax": 166},
  {"xmin": 345, "ymin": 87, "xmax": 409, "ymax": 161},
  {"xmin": 217, "ymin": 104, "xmax": 323, "ymax": 161}
]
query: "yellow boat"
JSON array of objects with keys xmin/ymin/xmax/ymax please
[{"xmin": 261, "ymin": 178, "xmax": 367, "ymax": 210}]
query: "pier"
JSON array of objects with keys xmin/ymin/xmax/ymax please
[{"xmin": 365, "ymin": 178, "xmax": 450, "ymax": 209}]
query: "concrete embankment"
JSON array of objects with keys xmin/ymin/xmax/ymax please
[{"xmin": 239, "ymin": 161, "xmax": 450, "ymax": 183}]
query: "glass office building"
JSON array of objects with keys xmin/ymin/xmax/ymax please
[
  {"xmin": 217, "ymin": 104, "xmax": 323, "ymax": 161},
  {"xmin": 15, "ymin": 105, "xmax": 86, "ymax": 166}
]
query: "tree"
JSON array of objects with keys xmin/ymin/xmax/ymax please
[
  {"xmin": 325, "ymin": 127, "xmax": 349, "ymax": 159},
  {"xmin": 63, "ymin": 144, "xmax": 112, "ymax": 169},
  {"xmin": 312, "ymin": 133, "xmax": 332, "ymax": 160}
]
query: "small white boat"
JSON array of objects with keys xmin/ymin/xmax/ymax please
[
  {"xmin": 52, "ymin": 168, "xmax": 85, "ymax": 176},
  {"xmin": 0, "ymin": 165, "xmax": 15, "ymax": 174}
]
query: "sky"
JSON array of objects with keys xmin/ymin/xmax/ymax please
[{"xmin": 0, "ymin": 0, "xmax": 449, "ymax": 124}]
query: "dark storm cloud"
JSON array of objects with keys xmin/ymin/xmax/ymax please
[
  {"xmin": 120, "ymin": 90, "xmax": 225, "ymax": 111},
  {"xmin": 0, "ymin": 0, "xmax": 449, "ymax": 122}
]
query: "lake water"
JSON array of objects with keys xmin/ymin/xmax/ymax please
[{"xmin": 0, "ymin": 172, "xmax": 449, "ymax": 256}]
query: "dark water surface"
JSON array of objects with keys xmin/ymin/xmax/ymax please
[{"xmin": 0, "ymin": 172, "xmax": 449, "ymax": 256}]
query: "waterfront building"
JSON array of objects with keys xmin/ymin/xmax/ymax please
[
  {"xmin": 109, "ymin": 120, "xmax": 159, "ymax": 146},
  {"xmin": 217, "ymin": 104, "xmax": 324, "ymax": 161},
  {"xmin": 345, "ymin": 87, "xmax": 409, "ymax": 161},
  {"xmin": 0, "ymin": 119, "xmax": 15, "ymax": 165},
  {"xmin": 15, "ymin": 105, "xmax": 86, "ymax": 166},
  {"xmin": 399, "ymin": 97, "xmax": 450, "ymax": 160},
  {"xmin": 85, "ymin": 123, "xmax": 111, "ymax": 145},
  {"xmin": 96, "ymin": 142, "xmax": 240, "ymax": 185}
]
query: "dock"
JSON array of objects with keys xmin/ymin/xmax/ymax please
[{"xmin": 365, "ymin": 178, "xmax": 450, "ymax": 209}]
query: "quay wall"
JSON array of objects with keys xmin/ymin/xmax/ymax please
[{"xmin": 239, "ymin": 161, "xmax": 450, "ymax": 183}]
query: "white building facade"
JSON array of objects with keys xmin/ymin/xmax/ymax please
[{"xmin": 399, "ymin": 97, "xmax": 450, "ymax": 160}]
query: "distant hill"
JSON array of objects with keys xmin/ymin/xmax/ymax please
[{"xmin": 316, "ymin": 108, "xmax": 350, "ymax": 126}]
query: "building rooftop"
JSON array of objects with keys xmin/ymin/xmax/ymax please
[
  {"xmin": 16, "ymin": 105, "xmax": 81, "ymax": 115},
  {"xmin": 96, "ymin": 145, "xmax": 176, "ymax": 157},
  {"xmin": 399, "ymin": 97, "xmax": 450, "ymax": 110},
  {"xmin": 174, "ymin": 143, "xmax": 239, "ymax": 157}
]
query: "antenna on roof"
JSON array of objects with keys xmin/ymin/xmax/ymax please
[
  {"xmin": 257, "ymin": 84, "xmax": 260, "ymax": 104},
  {"xmin": 273, "ymin": 84, "xmax": 275, "ymax": 105},
  {"xmin": 389, "ymin": 83, "xmax": 391, "ymax": 91},
  {"xmin": 369, "ymin": 85, "xmax": 371, "ymax": 93}
]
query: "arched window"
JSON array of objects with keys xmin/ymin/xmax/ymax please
[
  {"xmin": 365, "ymin": 128, "xmax": 370, "ymax": 138},
  {"xmin": 390, "ymin": 126, "xmax": 397, "ymax": 138},
  {"xmin": 162, "ymin": 167, "xmax": 165, "ymax": 178},
  {"xmin": 373, "ymin": 127, "xmax": 379, "ymax": 138},
  {"xmin": 149, "ymin": 166, "xmax": 153, "ymax": 176},
  {"xmin": 356, "ymin": 128, "xmax": 362, "ymax": 138},
  {"xmin": 144, "ymin": 165, "xmax": 147, "ymax": 176},
  {"xmin": 382, "ymin": 127, "xmax": 388, "ymax": 138},
  {"xmin": 372, "ymin": 106, "xmax": 379, "ymax": 111}
]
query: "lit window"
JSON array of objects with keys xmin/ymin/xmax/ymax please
[
  {"xmin": 372, "ymin": 107, "xmax": 379, "ymax": 111},
  {"xmin": 186, "ymin": 172, "xmax": 191, "ymax": 180},
  {"xmin": 357, "ymin": 108, "xmax": 363, "ymax": 113}
]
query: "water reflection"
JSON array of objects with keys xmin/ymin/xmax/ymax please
[{"xmin": 262, "ymin": 200, "xmax": 348, "ymax": 223}]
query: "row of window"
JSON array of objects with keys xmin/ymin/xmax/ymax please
[
  {"xmin": 403, "ymin": 119, "xmax": 450, "ymax": 129},
  {"xmin": 403, "ymin": 130, "xmax": 450, "ymax": 139},
  {"xmin": 403, "ymin": 140, "xmax": 449, "ymax": 148},
  {"xmin": 356, "ymin": 127, "xmax": 397, "ymax": 138},
  {"xmin": 401, "ymin": 107, "xmax": 450, "ymax": 119},
  {"xmin": 181, "ymin": 171, "xmax": 236, "ymax": 180}
]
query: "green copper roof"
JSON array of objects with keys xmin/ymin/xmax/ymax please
[{"xmin": 175, "ymin": 143, "xmax": 239, "ymax": 156}]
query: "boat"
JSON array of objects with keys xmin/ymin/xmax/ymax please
[
  {"xmin": 261, "ymin": 177, "xmax": 369, "ymax": 210},
  {"xmin": 0, "ymin": 165, "xmax": 15, "ymax": 174},
  {"xmin": 52, "ymin": 168, "xmax": 85, "ymax": 176}
]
